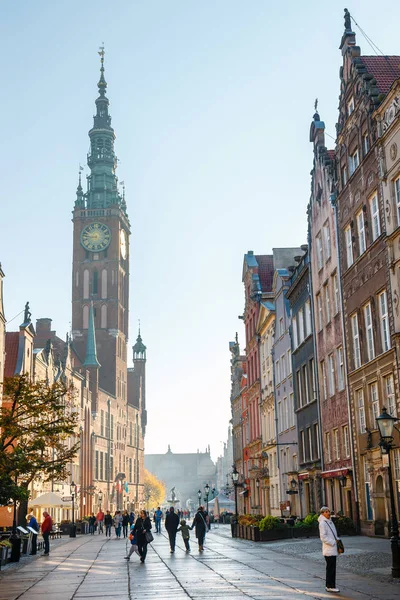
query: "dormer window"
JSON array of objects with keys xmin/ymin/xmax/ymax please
[
  {"xmin": 347, "ymin": 97, "xmax": 355, "ymax": 116},
  {"xmin": 349, "ymin": 149, "xmax": 359, "ymax": 176}
]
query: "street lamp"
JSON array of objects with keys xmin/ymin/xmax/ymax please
[
  {"xmin": 98, "ymin": 490, "xmax": 103, "ymax": 511},
  {"xmin": 376, "ymin": 407, "xmax": 400, "ymax": 578},
  {"xmin": 9, "ymin": 474, "xmax": 20, "ymax": 563},
  {"xmin": 197, "ymin": 489, "xmax": 202, "ymax": 507},
  {"xmin": 338, "ymin": 475, "xmax": 346, "ymax": 514},
  {"xmin": 256, "ymin": 478, "xmax": 260, "ymax": 509},
  {"xmin": 70, "ymin": 481, "xmax": 77, "ymax": 538},
  {"xmin": 204, "ymin": 483, "xmax": 210, "ymax": 514},
  {"xmin": 232, "ymin": 466, "xmax": 239, "ymax": 517}
]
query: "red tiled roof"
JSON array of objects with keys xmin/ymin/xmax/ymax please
[
  {"xmin": 5, "ymin": 332, "xmax": 19, "ymax": 378},
  {"xmin": 360, "ymin": 56, "xmax": 400, "ymax": 94},
  {"xmin": 255, "ymin": 255, "xmax": 274, "ymax": 292}
]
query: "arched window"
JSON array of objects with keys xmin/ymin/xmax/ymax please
[
  {"xmin": 93, "ymin": 270, "xmax": 98, "ymax": 294},
  {"xmin": 101, "ymin": 304, "xmax": 107, "ymax": 328},
  {"xmin": 83, "ymin": 270, "xmax": 89, "ymax": 298},
  {"xmin": 83, "ymin": 305, "xmax": 89, "ymax": 329},
  {"xmin": 101, "ymin": 269, "xmax": 107, "ymax": 299}
]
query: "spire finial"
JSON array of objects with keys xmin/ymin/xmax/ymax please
[
  {"xmin": 78, "ymin": 165, "xmax": 84, "ymax": 189},
  {"xmin": 344, "ymin": 8, "xmax": 352, "ymax": 31},
  {"xmin": 313, "ymin": 98, "xmax": 320, "ymax": 121},
  {"xmin": 138, "ymin": 318, "xmax": 141, "ymax": 337},
  {"xmin": 97, "ymin": 43, "xmax": 107, "ymax": 96},
  {"xmin": 24, "ymin": 301, "xmax": 31, "ymax": 324}
]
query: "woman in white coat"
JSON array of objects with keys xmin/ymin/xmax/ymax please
[{"xmin": 318, "ymin": 507, "xmax": 340, "ymax": 593}]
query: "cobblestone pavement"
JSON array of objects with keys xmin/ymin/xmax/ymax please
[{"xmin": 0, "ymin": 525, "xmax": 398, "ymax": 600}]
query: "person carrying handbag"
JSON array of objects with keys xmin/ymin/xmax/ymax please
[
  {"xmin": 318, "ymin": 506, "xmax": 342, "ymax": 593},
  {"xmin": 132, "ymin": 509, "xmax": 152, "ymax": 563}
]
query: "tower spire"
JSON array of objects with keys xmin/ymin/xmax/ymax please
[
  {"xmin": 80, "ymin": 47, "xmax": 125, "ymax": 212},
  {"xmin": 83, "ymin": 302, "xmax": 101, "ymax": 368},
  {"xmin": 133, "ymin": 325, "xmax": 146, "ymax": 361},
  {"xmin": 75, "ymin": 166, "xmax": 84, "ymax": 207},
  {"xmin": 97, "ymin": 44, "xmax": 107, "ymax": 97}
]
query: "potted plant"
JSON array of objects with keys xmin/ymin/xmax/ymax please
[
  {"xmin": 0, "ymin": 540, "xmax": 12, "ymax": 568},
  {"xmin": 259, "ymin": 515, "xmax": 289, "ymax": 541},
  {"xmin": 334, "ymin": 515, "xmax": 356, "ymax": 536},
  {"xmin": 293, "ymin": 513, "xmax": 319, "ymax": 538}
]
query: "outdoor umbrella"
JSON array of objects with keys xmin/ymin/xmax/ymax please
[{"xmin": 30, "ymin": 492, "xmax": 72, "ymax": 507}]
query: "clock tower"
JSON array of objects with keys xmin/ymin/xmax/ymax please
[{"xmin": 72, "ymin": 49, "xmax": 129, "ymax": 398}]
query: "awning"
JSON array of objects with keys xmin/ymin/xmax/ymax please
[{"xmin": 321, "ymin": 468, "xmax": 349, "ymax": 479}]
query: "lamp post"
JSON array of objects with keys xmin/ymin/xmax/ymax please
[
  {"xmin": 376, "ymin": 407, "xmax": 400, "ymax": 578},
  {"xmin": 256, "ymin": 477, "xmax": 260, "ymax": 510},
  {"xmin": 204, "ymin": 483, "xmax": 210, "ymax": 514},
  {"xmin": 9, "ymin": 474, "xmax": 20, "ymax": 563},
  {"xmin": 70, "ymin": 481, "xmax": 77, "ymax": 538},
  {"xmin": 197, "ymin": 489, "xmax": 202, "ymax": 507},
  {"xmin": 98, "ymin": 490, "xmax": 103, "ymax": 511},
  {"xmin": 232, "ymin": 466, "xmax": 239, "ymax": 517},
  {"xmin": 338, "ymin": 475, "xmax": 346, "ymax": 514}
]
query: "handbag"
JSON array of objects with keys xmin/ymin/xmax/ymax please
[
  {"xmin": 145, "ymin": 530, "xmax": 154, "ymax": 543},
  {"xmin": 327, "ymin": 521, "xmax": 344, "ymax": 554}
]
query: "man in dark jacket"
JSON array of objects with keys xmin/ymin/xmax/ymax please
[
  {"xmin": 104, "ymin": 510, "xmax": 113, "ymax": 537},
  {"xmin": 165, "ymin": 507, "xmax": 179, "ymax": 553}
]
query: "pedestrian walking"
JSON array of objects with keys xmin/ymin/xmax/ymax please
[
  {"xmin": 191, "ymin": 506, "xmax": 207, "ymax": 551},
  {"xmin": 96, "ymin": 508, "xmax": 105, "ymax": 534},
  {"xmin": 114, "ymin": 510, "xmax": 123, "ymax": 538},
  {"xmin": 132, "ymin": 509, "xmax": 152, "ymax": 563},
  {"xmin": 41, "ymin": 511, "xmax": 53, "ymax": 556},
  {"xmin": 154, "ymin": 506, "xmax": 163, "ymax": 533},
  {"xmin": 177, "ymin": 519, "xmax": 191, "ymax": 552},
  {"xmin": 122, "ymin": 510, "xmax": 130, "ymax": 538},
  {"xmin": 129, "ymin": 511, "xmax": 135, "ymax": 526},
  {"xmin": 124, "ymin": 528, "xmax": 140, "ymax": 561},
  {"xmin": 165, "ymin": 506, "xmax": 179, "ymax": 553},
  {"xmin": 104, "ymin": 510, "xmax": 113, "ymax": 537},
  {"xmin": 318, "ymin": 506, "xmax": 342, "ymax": 593},
  {"xmin": 88, "ymin": 513, "xmax": 96, "ymax": 535},
  {"xmin": 26, "ymin": 511, "xmax": 39, "ymax": 555}
]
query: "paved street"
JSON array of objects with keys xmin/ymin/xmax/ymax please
[{"xmin": 0, "ymin": 525, "xmax": 399, "ymax": 600}]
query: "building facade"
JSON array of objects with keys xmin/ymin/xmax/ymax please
[
  {"xmin": 0, "ymin": 264, "xmax": 5, "ymax": 403},
  {"xmin": 258, "ymin": 299, "xmax": 279, "ymax": 515},
  {"xmin": 309, "ymin": 109, "xmax": 355, "ymax": 518},
  {"xmin": 335, "ymin": 16, "xmax": 400, "ymax": 535},
  {"xmin": 241, "ymin": 251, "xmax": 274, "ymax": 513},
  {"xmin": 273, "ymin": 267, "xmax": 300, "ymax": 517},
  {"xmin": 145, "ymin": 447, "xmax": 216, "ymax": 510},
  {"xmin": 287, "ymin": 248, "xmax": 322, "ymax": 516},
  {"xmin": 229, "ymin": 334, "xmax": 247, "ymax": 514},
  {"xmin": 374, "ymin": 78, "xmax": 400, "ymax": 521}
]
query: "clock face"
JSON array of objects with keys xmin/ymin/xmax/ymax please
[
  {"xmin": 120, "ymin": 229, "xmax": 127, "ymax": 259},
  {"xmin": 81, "ymin": 222, "xmax": 111, "ymax": 252}
]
